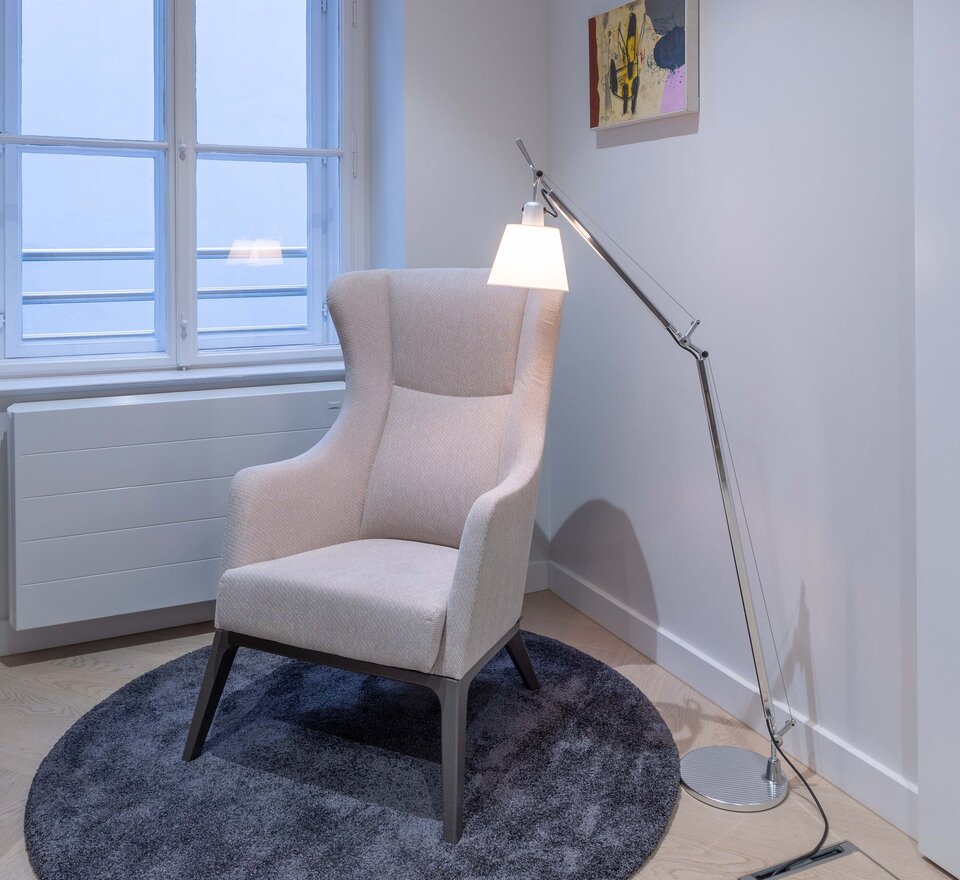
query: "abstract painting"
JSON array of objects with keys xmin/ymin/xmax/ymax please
[{"xmin": 588, "ymin": 0, "xmax": 699, "ymax": 129}]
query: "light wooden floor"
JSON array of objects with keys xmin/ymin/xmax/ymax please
[{"xmin": 0, "ymin": 591, "xmax": 949, "ymax": 880}]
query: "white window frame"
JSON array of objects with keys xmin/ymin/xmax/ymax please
[{"xmin": 0, "ymin": 0, "xmax": 364, "ymax": 380}]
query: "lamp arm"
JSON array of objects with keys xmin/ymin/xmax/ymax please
[
  {"xmin": 517, "ymin": 140, "xmax": 789, "ymax": 747},
  {"xmin": 540, "ymin": 184, "xmax": 705, "ymax": 360}
]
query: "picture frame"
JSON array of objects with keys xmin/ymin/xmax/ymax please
[{"xmin": 588, "ymin": 0, "xmax": 700, "ymax": 129}]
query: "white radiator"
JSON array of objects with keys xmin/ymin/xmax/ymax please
[{"xmin": 7, "ymin": 382, "xmax": 344, "ymax": 630}]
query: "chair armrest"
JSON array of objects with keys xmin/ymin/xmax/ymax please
[
  {"xmin": 438, "ymin": 462, "xmax": 543, "ymax": 679},
  {"xmin": 220, "ymin": 427, "xmax": 369, "ymax": 572}
]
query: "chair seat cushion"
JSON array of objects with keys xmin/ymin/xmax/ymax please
[{"xmin": 215, "ymin": 539, "xmax": 459, "ymax": 673}]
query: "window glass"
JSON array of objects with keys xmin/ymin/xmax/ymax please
[
  {"xmin": 1, "ymin": 0, "xmax": 344, "ymax": 367},
  {"xmin": 19, "ymin": 151, "xmax": 160, "ymax": 346},
  {"xmin": 196, "ymin": 157, "xmax": 309, "ymax": 345},
  {"xmin": 20, "ymin": 0, "xmax": 157, "ymax": 141},
  {"xmin": 196, "ymin": 0, "xmax": 309, "ymax": 147}
]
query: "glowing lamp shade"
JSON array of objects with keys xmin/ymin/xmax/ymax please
[{"xmin": 488, "ymin": 223, "xmax": 569, "ymax": 292}]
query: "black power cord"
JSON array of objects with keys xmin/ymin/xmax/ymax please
[{"xmin": 764, "ymin": 719, "xmax": 830, "ymax": 878}]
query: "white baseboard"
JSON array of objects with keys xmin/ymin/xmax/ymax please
[{"xmin": 547, "ymin": 560, "xmax": 920, "ymax": 837}]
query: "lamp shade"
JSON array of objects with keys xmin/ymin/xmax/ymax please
[{"xmin": 488, "ymin": 223, "xmax": 569, "ymax": 291}]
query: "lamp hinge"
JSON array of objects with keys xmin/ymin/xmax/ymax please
[
  {"xmin": 774, "ymin": 717, "xmax": 795, "ymax": 744},
  {"xmin": 680, "ymin": 318, "xmax": 700, "ymax": 343}
]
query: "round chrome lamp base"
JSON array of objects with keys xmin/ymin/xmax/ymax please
[{"xmin": 680, "ymin": 746, "xmax": 789, "ymax": 812}]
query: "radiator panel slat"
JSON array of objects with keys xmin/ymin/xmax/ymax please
[
  {"xmin": 17, "ymin": 518, "xmax": 226, "ymax": 586},
  {"xmin": 14, "ymin": 560, "xmax": 223, "ymax": 631},
  {"xmin": 17, "ymin": 477, "xmax": 234, "ymax": 541},
  {"xmin": 8, "ymin": 382, "xmax": 343, "ymax": 629},
  {"xmin": 13, "ymin": 384, "xmax": 341, "ymax": 454},
  {"xmin": 16, "ymin": 429, "xmax": 326, "ymax": 498}
]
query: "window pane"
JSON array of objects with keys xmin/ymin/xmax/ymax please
[
  {"xmin": 20, "ymin": 0, "xmax": 157, "ymax": 141},
  {"xmin": 197, "ymin": 0, "xmax": 319, "ymax": 148},
  {"xmin": 19, "ymin": 151, "xmax": 160, "ymax": 349},
  {"xmin": 196, "ymin": 157, "xmax": 310, "ymax": 347}
]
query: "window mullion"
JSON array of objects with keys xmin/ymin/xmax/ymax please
[
  {"xmin": 1, "ymin": 0, "xmax": 20, "ymax": 360},
  {"xmin": 154, "ymin": 0, "xmax": 172, "ymax": 361},
  {"xmin": 171, "ymin": 0, "xmax": 198, "ymax": 367},
  {"xmin": 2, "ymin": 146, "xmax": 19, "ymax": 360}
]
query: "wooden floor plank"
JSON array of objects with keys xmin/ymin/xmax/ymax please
[
  {"xmin": 0, "ymin": 839, "xmax": 32, "ymax": 879},
  {"xmin": 0, "ymin": 769, "xmax": 31, "ymax": 861}
]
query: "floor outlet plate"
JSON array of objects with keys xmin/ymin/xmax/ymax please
[{"xmin": 739, "ymin": 841, "xmax": 899, "ymax": 880}]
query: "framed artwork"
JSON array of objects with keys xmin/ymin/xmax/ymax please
[{"xmin": 588, "ymin": 0, "xmax": 699, "ymax": 129}]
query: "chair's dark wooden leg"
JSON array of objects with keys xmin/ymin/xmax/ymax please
[
  {"xmin": 505, "ymin": 631, "xmax": 540, "ymax": 690},
  {"xmin": 438, "ymin": 677, "xmax": 469, "ymax": 843},
  {"xmin": 182, "ymin": 630, "xmax": 238, "ymax": 761}
]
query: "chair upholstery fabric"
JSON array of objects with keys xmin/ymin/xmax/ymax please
[
  {"xmin": 216, "ymin": 268, "xmax": 564, "ymax": 679},
  {"xmin": 217, "ymin": 539, "xmax": 457, "ymax": 672},
  {"xmin": 360, "ymin": 386, "xmax": 512, "ymax": 548}
]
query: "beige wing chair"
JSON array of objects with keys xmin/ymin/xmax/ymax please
[{"xmin": 182, "ymin": 268, "xmax": 564, "ymax": 843}]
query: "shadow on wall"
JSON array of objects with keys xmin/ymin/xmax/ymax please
[
  {"xmin": 549, "ymin": 500, "xmax": 822, "ymax": 762},
  {"xmin": 530, "ymin": 521, "xmax": 550, "ymax": 563},
  {"xmin": 550, "ymin": 499, "xmax": 658, "ymax": 629},
  {"xmin": 778, "ymin": 580, "xmax": 819, "ymax": 762},
  {"xmin": 596, "ymin": 112, "xmax": 699, "ymax": 149}
]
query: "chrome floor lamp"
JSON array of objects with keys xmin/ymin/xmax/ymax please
[{"xmin": 489, "ymin": 139, "xmax": 795, "ymax": 812}]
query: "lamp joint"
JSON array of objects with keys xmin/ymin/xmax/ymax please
[
  {"xmin": 775, "ymin": 717, "xmax": 796, "ymax": 743},
  {"xmin": 681, "ymin": 318, "xmax": 700, "ymax": 343}
]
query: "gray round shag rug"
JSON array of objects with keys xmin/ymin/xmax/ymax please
[{"xmin": 25, "ymin": 631, "xmax": 679, "ymax": 880}]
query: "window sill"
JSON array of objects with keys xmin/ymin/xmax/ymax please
[{"xmin": 0, "ymin": 360, "xmax": 346, "ymax": 401}]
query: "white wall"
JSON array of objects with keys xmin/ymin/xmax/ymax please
[
  {"xmin": 401, "ymin": 0, "xmax": 549, "ymax": 268},
  {"xmin": 368, "ymin": 0, "xmax": 406, "ymax": 270},
  {"xmin": 369, "ymin": 0, "xmax": 550, "ymax": 270},
  {"xmin": 915, "ymin": 0, "xmax": 960, "ymax": 872},
  {"xmin": 544, "ymin": 0, "xmax": 918, "ymax": 833}
]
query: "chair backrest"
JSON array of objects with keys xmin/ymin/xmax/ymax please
[{"xmin": 326, "ymin": 268, "xmax": 564, "ymax": 548}]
